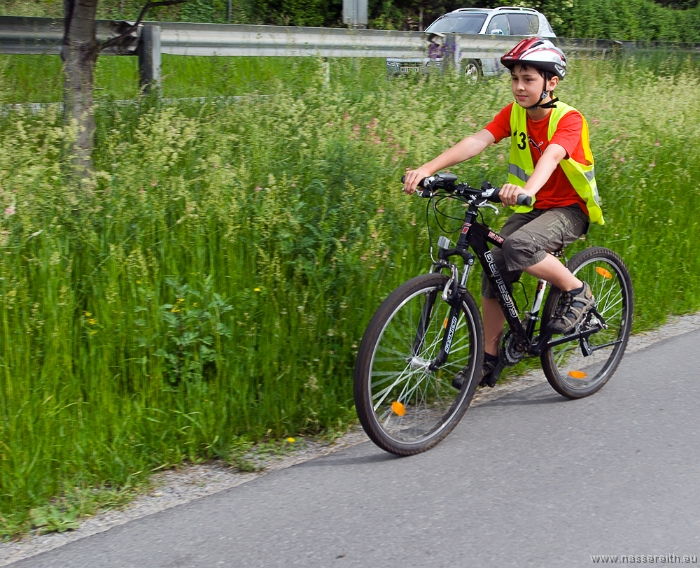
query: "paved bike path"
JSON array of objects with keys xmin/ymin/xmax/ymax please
[{"xmin": 12, "ymin": 330, "xmax": 700, "ymax": 567}]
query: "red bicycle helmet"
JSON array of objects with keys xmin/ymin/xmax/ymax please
[{"xmin": 501, "ymin": 37, "xmax": 567, "ymax": 79}]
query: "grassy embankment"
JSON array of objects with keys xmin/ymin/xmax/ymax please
[{"xmin": 1, "ymin": 53, "xmax": 700, "ymax": 537}]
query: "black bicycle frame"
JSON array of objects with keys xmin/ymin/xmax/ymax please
[{"xmin": 430, "ymin": 202, "xmax": 603, "ymax": 368}]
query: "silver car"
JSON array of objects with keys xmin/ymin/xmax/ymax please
[{"xmin": 386, "ymin": 7, "xmax": 556, "ymax": 80}]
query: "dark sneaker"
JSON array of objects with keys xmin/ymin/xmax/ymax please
[
  {"xmin": 479, "ymin": 357, "xmax": 504, "ymax": 388},
  {"xmin": 452, "ymin": 357, "xmax": 504, "ymax": 390},
  {"xmin": 546, "ymin": 282, "xmax": 595, "ymax": 335}
]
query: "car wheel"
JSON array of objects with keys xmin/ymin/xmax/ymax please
[{"xmin": 464, "ymin": 60, "xmax": 481, "ymax": 83}]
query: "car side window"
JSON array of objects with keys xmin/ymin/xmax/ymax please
[
  {"xmin": 487, "ymin": 14, "xmax": 510, "ymax": 35},
  {"xmin": 507, "ymin": 14, "xmax": 539, "ymax": 35}
]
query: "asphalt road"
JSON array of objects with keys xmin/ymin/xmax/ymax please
[{"xmin": 12, "ymin": 330, "xmax": 700, "ymax": 568}]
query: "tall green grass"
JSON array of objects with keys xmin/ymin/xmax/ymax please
[
  {"xmin": 0, "ymin": 55, "xmax": 386, "ymax": 103},
  {"xmin": 1, "ymin": 55, "xmax": 700, "ymax": 536}
]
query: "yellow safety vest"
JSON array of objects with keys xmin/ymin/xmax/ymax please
[{"xmin": 507, "ymin": 102, "xmax": 604, "ymax": 225}]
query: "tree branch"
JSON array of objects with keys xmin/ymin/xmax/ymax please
[{"xmin": 100, "ymin": 0, "xmax": 189, "ymax": 52}]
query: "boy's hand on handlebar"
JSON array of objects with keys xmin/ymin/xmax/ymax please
[
  {"xmin": 498, "ymin": 183, "xmax": 531, "ymax": 207},
  {"xmin": 403, "ymin": 166, "xmax": 432, "ymax": 195}
]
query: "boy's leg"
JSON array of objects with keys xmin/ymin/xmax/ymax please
[
  {"xmin": 480, "ymin": 210, "xmax": 541, "ymax": 356},
  {"xmin": 498, "ymin": 205, "xmax": 592, "ymax": 335},
  {"xmin": 482, "ymin": 297, "xmax": 506, "ymax": 357},
  {"xmin": 523, "ymin": 252, "xmax": 581, "ymax": 291},
  {"xmin": 471, "ymin": 205, "xmax": 589, "ymax": 388},
  {"xmin": 452, "ymin": 212, "xmax": 539, "ymax": 390}
]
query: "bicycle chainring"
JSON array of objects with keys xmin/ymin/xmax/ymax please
[{"xmin": 499, "ymin": 330, "xmax": 526, "ymax": 367}]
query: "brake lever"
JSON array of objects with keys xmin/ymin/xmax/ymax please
[{"xmin": 475, "ymin": 200, "xmax": 500, "ymax": 215}]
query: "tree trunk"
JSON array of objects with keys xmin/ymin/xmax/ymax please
[{"xmin": 62, "ymin": 0, "xmax": 100, "ymax": 174}]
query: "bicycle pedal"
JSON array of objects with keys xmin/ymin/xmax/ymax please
[
  {"xmin": 451, "ymin": 370, "xmax": 468, "ymax": 390},
  {"xmin": 579, "ymin": 337, "xmax": 593, "ymax": 357}
]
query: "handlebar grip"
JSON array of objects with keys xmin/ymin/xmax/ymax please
[
  {"xmin": 401, "ymin": 174, "xmax": 426, "ymax": 189},
  {"xmin": 516, "ymin": 194, "xmax": 532, "ymax": 207}
]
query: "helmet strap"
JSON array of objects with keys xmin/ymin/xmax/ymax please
[{"xmin": 534, "ymin": 96, "xmax": 559, "ymax": 109}]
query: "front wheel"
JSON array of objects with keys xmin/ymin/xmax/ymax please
[
  {"xmin": 354, "ymin": 273, "xmax": 484, "ymax": 455},
  {"xmin": 464, "ymin": 59, "xmax": 481, "ymax": 83},
  {"xmin": 541, "ymin": 247, "xmax": 634, "ymax": 399}
]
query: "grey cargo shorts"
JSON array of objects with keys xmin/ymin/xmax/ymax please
[{"xmin": 481, "ymin": 204, "xmax": 589, "ymax": 299}]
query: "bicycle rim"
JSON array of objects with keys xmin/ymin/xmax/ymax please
[
  {"xmin": 355, "ymin": 274, "xmax": 483, "ymax": 454},
  {"xmin": 541, "ymin": 248, "xmax": 633, "ymax": 398}
]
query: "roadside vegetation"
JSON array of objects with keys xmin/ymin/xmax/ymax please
[
  {"xmin": 2, "ymin": 53, "xmax": 700, "ymax": 537},
  {"xmin": 4, "ymin": 0, "xmax": 700, "ymax": 41}
]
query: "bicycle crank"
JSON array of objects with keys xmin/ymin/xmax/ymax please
[{"xmin": 499, "ymin": 330, "xmax": 526, "ymax": 367}]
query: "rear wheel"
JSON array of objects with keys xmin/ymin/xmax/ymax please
[
  {"xmin": 541, "ymin": 247, "xmax": 633, "ymax": 399},
  {"xmin": 354, "ymin": 273, "xmax": 484, "ymax": 455}
]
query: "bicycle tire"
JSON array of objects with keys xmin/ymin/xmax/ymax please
[
  {"xmin": 354, "ymin": 273, "xmax": 484, "ymax": 455},
  {"xmin": 541, "ymin": 247, "xmax": 634, "ymax": 399}
]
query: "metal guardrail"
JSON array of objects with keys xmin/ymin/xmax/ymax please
[
  {"xmin": 0, "ymin": 16, "xmax": 622, "ymax": 59},
  {"xmin": 0, "ymin": 16, "xmax": 666, "ymax": 93},
  {"xmin": 159, "ymin": 22, "xmax": 426, "ymax": 58},
  {"xmin": 0, "ymin": 16, "xmax": 137, "ymax": 55}
]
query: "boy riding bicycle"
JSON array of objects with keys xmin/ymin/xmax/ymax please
[{"xmin": 403, "ymin": 38, "xmax": 604, "ymax": 389}]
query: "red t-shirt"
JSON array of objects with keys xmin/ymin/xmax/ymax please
[{"xmin": 485, "ymin": 103, "xmax": 588, "ymax": 214}]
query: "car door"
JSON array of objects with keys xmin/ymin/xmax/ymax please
[{"xmin": 481, "ymin": 14, "xmax": 510, "ymax": 74}]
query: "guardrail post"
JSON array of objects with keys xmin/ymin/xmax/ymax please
[
  {"xmin": 138, "ymin": 24, "xmax": 161, "ymax": 94},
  {"xmin": 343, "ymin": 0, "xmax": 367, "ymax": 28},
  {"xmin": 321, "ymin": 57, "xmax": 330, "ymax": 87}
]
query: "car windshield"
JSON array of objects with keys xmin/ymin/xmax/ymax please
[{"xmin": 425, "ymin": 13, "xmax": 488, "ymax": 34}]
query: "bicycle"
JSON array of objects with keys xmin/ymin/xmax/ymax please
[{"xmin": 354, "ymin": 173, "xmax": 633, "ymax": 456}]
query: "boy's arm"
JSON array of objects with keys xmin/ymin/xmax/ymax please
[
  {"xmin": 498, "ymin": 143, "xmax": 567, "ymax": 206},
  {"xmin": 403, "ymin": 129, "xmax": 496, "ymax": 194}
]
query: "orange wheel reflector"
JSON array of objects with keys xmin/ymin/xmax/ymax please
[
  {"xmin": 568, "ymin": 370, "xmax": 588, "ymax": 379},
  {"xmin": 596, "ymin": 267, "xmax": 613, "ymax": 279},
  {"xmin": 443, "ymin": 317, "xmax": 448, "ymax": 329},
  {"xmin": 392, "ymin": 401, "xmax": 406, "ymax": 416}
]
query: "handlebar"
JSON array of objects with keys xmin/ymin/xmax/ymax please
[{"xmin": 401, "ymin": 173, "xmax": 532, "ymax": 207}]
